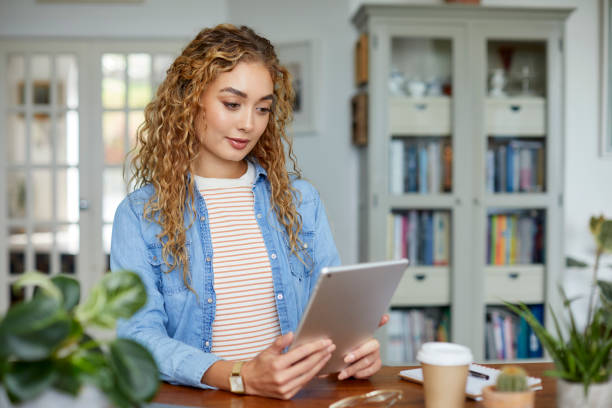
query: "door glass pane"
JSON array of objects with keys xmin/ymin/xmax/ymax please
[
  {"xmin": 104, "ymin": 223, "xmax": 112, "ymax": 272},
  {"xmin": 59, "ymin": 224, "xmax": 78, "ymax": 274},
  {"xmin": 485, "ymin": 41, "xmax": 547, "ymax": 194},
  {"xmin": 56, "ymin": 55, "xmax": 78, "ymax": 109},
  {"xmin": 7, "ymin": 54, "xmax": 25, "ymax": 106},
  {"xmin": 6, "ymin": 113, "xmax": 26, "ymax": 163},
  {"xmin": 31, "ymin": 55, "xmax": 51, "ymax": 116},
  {"xmin": 8, "ymin": 225, "xmax": 26, "ymax": 275},
  {"xmin": 102, "ymin": 54, "xmax": 126, "ymax": 109},
  {"xmin": 58, "ymin": 110, "xmax": 79, "ymax": 166},
  {"xmin": 32, "ymin": 116, "xmax": 52, "ymax": 164},
  {"xmin": 103, "ymin": 168, "xmax": 125, "ymax": 223},
  {"xmin": 128, "ymin": 54, "xmax": 151, "ymax": 108},
  {"xmin": 32, "ymin": 170, "xmax": 53, "ymax": 221},
  {"xmin": 389, "ymin": 38, "xmax": 453, "ymax": 195},
  {"xmin": 128, "ymin": 110, "xmax": 144, "ymax": 151},
  {"xmin": 153, "ymin": 54, "xmax": 173, "ymax": 89},
  {"xmin": 7, "ymin": 170, "xmax": 26, "ymax": 219},
  {"xmin": 57, "ymin": 168, "xmax": 79, "ymax": 223},
  {"xmin": 103, "ymin": 111, "xmax": 126, "ymax": 165}
]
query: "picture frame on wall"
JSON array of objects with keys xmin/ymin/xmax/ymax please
[
  {"xmin": 276, "ymin": 40, "xmax": 316, "ymax": 134},
  {"xmin": 355, "ymin": 33, "xmax": 368, "ymax": 86}
]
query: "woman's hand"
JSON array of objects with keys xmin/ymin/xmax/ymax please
[
  {"xmin": 337, "ymin": 314, "xmax": 389, "ymax": 380},
  {"xmin": 241, "ymin": 332, "xmax": 336, "ymax": 400}
]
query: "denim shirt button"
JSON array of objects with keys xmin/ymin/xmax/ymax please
[
  {"xmin": 271, "ymin": 253, "xmax": 277, "ymax": 260},
  {"xmin": 200, "ymin": 216, "xmax": 206, "ymax": 222},
  {"xmin": 206, "ymin": 256, "xmax": 211, "ymax": 262},
  {"xmin": 257, "ymin": 213, "xmax": 262, "ymax": 219},
  {"xmin": 277, "ymin": 293, "xmax": 283, "ymax": 300},
  {"xmin": 205, "ymin": 341, "xmax": 210, "ymax": 347},
  {"xmin": 207, "ymin": 298, "xmax": 213, "ymax": 304}
]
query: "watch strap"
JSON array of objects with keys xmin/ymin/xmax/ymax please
[{"xmin": 231, "ymin": 361, "xmax": 244, "ymax": 376}]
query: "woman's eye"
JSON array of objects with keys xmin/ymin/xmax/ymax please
[
  {"xmin": 223, "ymin": 102, "xmax": 240, "ymax": 110},
  {"xmin": 257, "ymin": 106, "xmax": 272, "ymax": 114}
]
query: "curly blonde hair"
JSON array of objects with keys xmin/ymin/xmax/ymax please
[{"xmin": 128, "ymin": 24, "xmax": 306, "ymax": 291}]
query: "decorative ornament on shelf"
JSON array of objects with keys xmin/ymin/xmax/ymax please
[{"xmin": 489, "ymin": 68, "xmax": 507, "ymax": 98}]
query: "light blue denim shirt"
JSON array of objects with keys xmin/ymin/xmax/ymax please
[{"xmin": 110, "ymin": 160, "xmax": 340, "ymax": 389}]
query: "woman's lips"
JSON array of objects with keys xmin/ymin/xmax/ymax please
[{"xmin": 227, "ymin": 137, "xmax": 249, "ymax": 150}]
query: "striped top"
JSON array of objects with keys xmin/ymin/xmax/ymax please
[{"xmin": 195, "ymin": 162, "xmax": 281, "ymax": 361}]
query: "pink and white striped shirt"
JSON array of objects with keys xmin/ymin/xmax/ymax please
[{"xmin": 195, "ymin": 162, "xmax": 281, "ymax": 361}]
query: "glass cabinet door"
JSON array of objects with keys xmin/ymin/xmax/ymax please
[
  {"xmin": 384, "ymin": 33, "xmax": 457, "ymax": 364},
  {"xmin": 480, "ymin": 37, "xmax": 554, "ymax": 362}
]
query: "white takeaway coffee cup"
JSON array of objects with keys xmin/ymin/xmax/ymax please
[{"xmin": 417, "ymin": 342, "xmax": 473, "ymax": 408}]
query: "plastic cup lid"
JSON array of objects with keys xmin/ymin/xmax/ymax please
[{"xmin": 416, "ymin": 342, "xmax": 473, "ymax": 366}]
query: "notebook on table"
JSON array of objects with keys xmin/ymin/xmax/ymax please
[{"xmin": 399, "ymin": 363, "xmax": 542, "ymax": 401}]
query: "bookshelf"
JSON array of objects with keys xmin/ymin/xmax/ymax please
[{"xmin": 352, "ymin": 4, "xmax": 572, "ymax": 363}]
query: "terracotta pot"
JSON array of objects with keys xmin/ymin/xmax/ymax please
[
  {"xmin": 482, "ymin": 385, "xmax": 534, "ymax": 408},
  {"xmin": 557, "ymin": 379, "xmax": 612, "ymax": 408}
]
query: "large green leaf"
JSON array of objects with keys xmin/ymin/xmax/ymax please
[
  {"xmin": 0, "ymin": 295, "xmax": 71, "ymax": 360},
  {"xmin": 12, "ymin": 271, "xmax": 61, "ymax": 302},
  {"xmin": 108, "ymin": 338, "xmax": 159, "ymax": 402},
  {"xmin": 50, "ymin": 275, "xmax": 80, "ymax": 312},
  {"xmin": 76, "ymin": 271, "xmax": 146, "ymax": 329},
  {"xmin": 595, "ymin": 219, "xmax": 612, "ymax": 253},
  {"xmin": 52, "ymin": 360, "xmax": 82, "ymax": 396},
  {"xmin": 3, "ymin": 360, "xmax": 57, "ymax": 402}
]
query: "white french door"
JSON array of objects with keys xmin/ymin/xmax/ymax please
[{"xmin": 0, "ymin": 39, "xmax": 181, "ymax": 311}]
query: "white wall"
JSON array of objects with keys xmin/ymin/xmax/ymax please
[
  {"xmin": 0, "ymin": 0, "xmax": 226, "ymax": 38},
  {"xmin": 227, "ymin": 0, "xmax": 358, "ymax": 264},
  {"xmin": 1, "ymin": 0, "xmax": 610, "ymax": 269}
]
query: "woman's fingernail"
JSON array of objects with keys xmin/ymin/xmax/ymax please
[
  {"xmin": 345, "ymin": 353, "xmax": 355, "ymax": 363},
  {"xmin": 338, "ymin": 371, "xmax": 346, "ymax": 380},
  {"xmin": 328, "ymin": 344, "xmax": 336, "ymax": 352}
]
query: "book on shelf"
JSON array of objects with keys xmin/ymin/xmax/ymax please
[
  {"xmin": 485, "ymin": 305, "xmax": 543, "ymax": 360},
  {"xmin": 487, "ymin": 139, "xmax": 545, "ymax": 193},
  {"xmin": 390, "ymin": 210, "xmax": 450, "ymax": 266},
  {"xmin": 387, "ymin": 308, "xmax": 450, "ymax": 364},
  {"xmin": 388, "ymin": 138, "xmax": 452, "ymax": 194},
  {"xmin": 487, "ymin": 211, "xmax": 545, "ymax": 265}
]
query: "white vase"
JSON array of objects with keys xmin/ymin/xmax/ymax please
[
  {"xmin": 557, "ymin": 379, "xmax": 612, "ymax": 408},
  {"xmin": 0, "ymin": 385, "xmax": 110, "ymax": 408}
]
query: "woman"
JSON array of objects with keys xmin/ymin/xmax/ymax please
[{"xmin": 111, "ymin": 24, "xmax": 384, "ymax": 399}]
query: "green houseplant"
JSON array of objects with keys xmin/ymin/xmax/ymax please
[
  {"xmin": 482, "ymin": 366, "xmax": 534, "ymax": 408},
  {"xmin": 506, "ymin": 215, "xmax": 612, "ymax": 408},
  {"xmin": 0, "ymin": 270, "xmax": 159, "ymax": 407}
]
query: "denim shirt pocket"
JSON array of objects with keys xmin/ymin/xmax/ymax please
[
  {"xmin": 147, "ymin": 242, "xmax": 192, "ymax": 295},
  {"xmin": 287, "ymin": 231, "xmax": 315, "ymax": 281}
]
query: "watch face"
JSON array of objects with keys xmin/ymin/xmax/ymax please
[{"xmin": 230, "ymin": 375, "xmax": 244, "ymax": 393}]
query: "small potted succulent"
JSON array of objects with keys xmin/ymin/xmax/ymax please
[
  {"xmin": 482, "ymin": 366, "xmax": 534, "ymax": 408},
  {"xmin": 0, "ymin": 270, "xmax": 159, "ymax": 407}
]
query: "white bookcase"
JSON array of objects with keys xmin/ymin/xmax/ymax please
[{"xmin": 352, "ymin": 4, "xmax": 573, "ymax": 363}]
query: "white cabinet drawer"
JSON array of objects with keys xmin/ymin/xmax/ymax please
[
  {"xmin": 485, "ymin": 265, "xmax": 544, "ymax": 304},
  {"xmin": 391, "ymin": 266, "xmax": 449, "ymax": 306},
  {"xmin": 486, "ymin": 97, "xmax": 546, "ymax": 135},
  {"xmin": 389, "ymin": 96, "xmax": 451, "ymax": 135}
]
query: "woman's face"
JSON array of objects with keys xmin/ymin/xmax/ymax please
[{"xmin": 194, "ymin": 61, "xmax": 274, "ymax": 178}]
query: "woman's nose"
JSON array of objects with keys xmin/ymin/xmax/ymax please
[{"xmin": 239, "ymin": 109, "xmax": 254, "ymax": 133}]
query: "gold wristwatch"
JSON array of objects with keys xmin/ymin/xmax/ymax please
[{"xmin": 229, "ymin": 361, "xmax": 245, "ymax": 394}]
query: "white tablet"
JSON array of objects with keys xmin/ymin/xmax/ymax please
[{"xmin": 289, "ymin": 259, "xmax": 408, "ymax": 375}]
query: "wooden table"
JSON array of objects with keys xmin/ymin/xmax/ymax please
[{"xmin": 153, "ymin": 362, "xmax": 556, "ymax": 407}]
